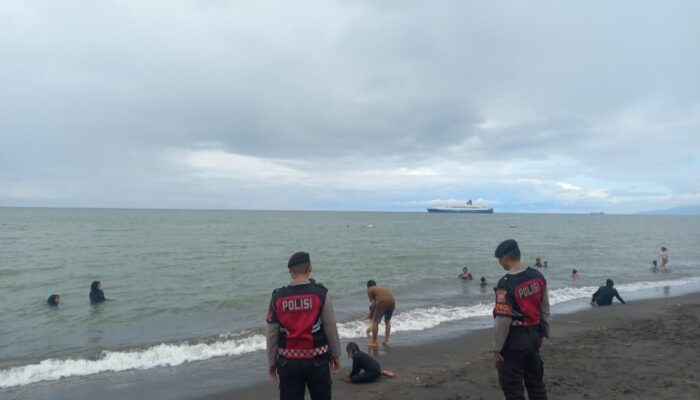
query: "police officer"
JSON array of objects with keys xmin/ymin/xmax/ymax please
[
  {"xmin": 492, "ymin": 239, "xmax": 550, "ymax": 400},
  {"xmin": 266, "ymin": 251, "xmax": 342, "ymax": 400}
]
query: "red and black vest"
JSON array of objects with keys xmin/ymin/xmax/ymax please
[
  {"xmin": 493, "ymin": 267, "xmax": 546, "ymax": 327},
  {"xmin": 267, "ymin": 282, "xmax": 329, "ymax": 359}
]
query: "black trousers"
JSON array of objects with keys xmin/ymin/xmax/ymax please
[
  {"xmin": 277, "ymin": 357, "xmax": 332, "ymax": 400},
  {"xmin": 350, "ymin": 369, "xmax": 380, "ymax": 384},
  {"xmin": 496, "ymin": 327, "xmax": 547, "ymax": 400}
]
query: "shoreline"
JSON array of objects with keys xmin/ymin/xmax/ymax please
[{"xmin": 203, "ymin": 291, "xmax": 700, "ymax": 400}]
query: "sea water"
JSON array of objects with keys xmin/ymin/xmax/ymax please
[{"xmin": 1, "ymin": 208, "xmax": 699, "ymax": 394}]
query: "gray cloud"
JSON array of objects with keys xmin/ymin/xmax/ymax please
[{"xmin": 1, "ymin": 0, "xmax": 699, "ymax": 212}]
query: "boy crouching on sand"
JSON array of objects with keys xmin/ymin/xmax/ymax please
[{"xmin": 344, "ymin": 342, "xmax": 394, "ymax": 384}]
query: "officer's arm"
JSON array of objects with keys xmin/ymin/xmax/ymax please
[
  {"xmin": 541, "ymin": 287, "xmax": 550, "ymax": 321},
  {"xmin": 266, "ymin": 297, "xmax": 280, "ymax": 368},
  {"xmin": 539, "ymin": 286, "xmax": 551, "ymax": 338},
  {"xmin": 493, "ymin": 317, "xmax": 511, "ymax": 352},
  {"xmin": 321, "ymin": 293, "xmax": 342, "ymax": 361},
  {"xmin": 493, "ymin": 288, "xmax": 512, "ymax": 353}
]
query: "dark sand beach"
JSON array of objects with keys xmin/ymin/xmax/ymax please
[{"xmin": 206, "ymin": 292, "xmax": 700, "ymax": 400}]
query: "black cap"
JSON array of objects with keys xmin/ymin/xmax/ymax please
[
  {"xmin": 494, "ymin": 239, "xmax": 519, "ymax": 258},
  {"xmin": 288, "ymin": 251, "xmax": 310, "ymax": 268}
]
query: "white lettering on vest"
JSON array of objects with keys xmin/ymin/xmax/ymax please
[
  {"xmin": 282, "ymin": 297, "xmax": 313, "ymax": 312},
  {"xmin": 518, "ymin": 281, "xmax": 540, "ymax": 299}
]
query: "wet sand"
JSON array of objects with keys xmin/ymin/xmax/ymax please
[{"xmin": 204, "ymin": 292, "xmax": 700, "ymax": 399}]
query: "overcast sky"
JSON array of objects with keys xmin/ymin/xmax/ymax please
[{"xmin": 1, "ymin": 1, "xmax": 699, "ymax": 213}]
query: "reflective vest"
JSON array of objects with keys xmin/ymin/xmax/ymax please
[
  {"xmin": 493, "ymin": 267, "xmax": 547, "ymax": 327},
  {"xmin": 267, "ymin": 282, "xmax": 329, "ymax": 359}
]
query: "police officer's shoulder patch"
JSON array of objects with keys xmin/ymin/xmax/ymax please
[
  {"xmin": 272, "ymin": 286, "xmax": 285, "ymax": 294},
  {"xmin": 493, "ymin": 287, "xmax": 513, "ymax": 317},
  {"xmin": 495, "ymin": 288, "xmax": 508, "ymax": 304}
]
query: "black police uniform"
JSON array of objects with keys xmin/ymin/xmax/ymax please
[
  {"xmin": 493, "ymin": 266, "xmax": 549, "ymax": 400},
  {"xmin": 267, "ymin": 281, "xmax": 335, "ymax": 400}
]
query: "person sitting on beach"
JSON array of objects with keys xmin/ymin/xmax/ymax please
[
  {"xmin": 367, "ymin": 280, "xmax": 395, "ymax": 347},
  {"xmin": 591, "ymin": 279, "xmax": 626, "ymax": 306},
  {"xmin": 344, "ymin": 342, "xmax": 394, "ymax": 384},
  {"xmin": 458, "ymin": 267, "xmax": 473, "ymax": 280},
  {"xmin": 534, "ymin": 258, "xmax": 543, "ymax": 268},
  {"xmin": 659, "ymin": 247, "xmax": 669, "ymax": 270},
  {"xmin": 89, "ymin": 281, "xmax": 107, "ymax": 304},
  {"xmin": 47, "ymin": 294, "xmax": 60, "ymax": 306},
  {"xmin": 571, "ymin": 269, "xmax": 580, "ymax": 280}
]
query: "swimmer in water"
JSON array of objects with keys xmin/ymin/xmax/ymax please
[
  {"xmin": 543, "ymin": 261, "xmax": 549, "ymax": 268},
  {"xmin": 47, "ymin": 294, "xmax": 60, "ymax": 306},
  {"xmin": 651, "ymin": 260, "xmax": 658, "ymax": 272},
  {"xmin": 458, "ymin": 267, "xmax": 473, "ymax": 280},
  {"xmin": 479, "ymin": 277, "xmax": 488, "ymax": 287},
  {"xmin": 659, "ymin": 247, "xmax": 669, "ymax": 270},
  {"xmin": 571, "ymin": 269, "xmax": 580, "ymax": 280},
  {"xmin": 89, "ymin": 281, "xmax": 107, "ymax": 304},
  {"xmin": 534, "ymin": 258, "xmax": 543, "ymax": 268}
]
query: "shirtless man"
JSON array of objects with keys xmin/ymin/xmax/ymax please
[{"xmin": 366, "ymin": 280, "xmax": 395, "ymax": 347}]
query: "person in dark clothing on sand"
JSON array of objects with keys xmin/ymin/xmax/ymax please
[
  {"xmin": 344, "ymin": 342, "xmax": 394, "ymax": 384},
  {"xmin": 89, "ymin": 281, "xmax": 107, "ymax": 304},
  {"xmin": 591, "ymin": 279, "xmax": 626, "ymax": 306},
  {"xmin": 47, "ymin": 294, "xmax": 60, "ymax": 306}
]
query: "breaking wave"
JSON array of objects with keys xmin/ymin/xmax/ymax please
[{"xmin": 1, "ymin": 277, "xmax": 697, "ymax": 389}]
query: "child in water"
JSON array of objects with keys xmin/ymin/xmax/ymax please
[
  {"xmin": 571, "ymin": 269, "xmax": 580, "ymax": 280},
  {"xmin": 344, "ymin": 342, "xmax": 394, "ymax": 384}
]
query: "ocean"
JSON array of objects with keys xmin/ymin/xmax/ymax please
[{"xmin": 1, "ymin": 208, "xmax": 699, "ymax": 398}]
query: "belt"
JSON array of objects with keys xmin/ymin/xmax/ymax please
[
  {"xmin": 510, "ymin": 320, "xmax": 538, "ymax": 327},
  {"xmin": 278, "ymin": 345, "xmax": 329, "ymax": 358}
]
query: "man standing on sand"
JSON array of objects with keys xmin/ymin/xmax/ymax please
[
  {"xmin": 492, "ymin": 239, "xmax": 550, "ymax": 400},
  {"xmin": 266, "ymin": 251, "xmax": 342, "ymax": 400},
  {"xmin": 366, "ymin": 280, "xmax": 395, "ymax": 347}
]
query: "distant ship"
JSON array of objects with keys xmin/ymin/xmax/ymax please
[{"xmin": 427, "ymin": 200, "xmax": 494, "ymax": 214}]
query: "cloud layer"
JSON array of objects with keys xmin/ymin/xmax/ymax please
[{"xmin": 1, "ymin": 1, "xmax": 699, "ymax": 213}]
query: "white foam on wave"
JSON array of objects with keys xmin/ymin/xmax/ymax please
[
  {"xmin": 0, "ymin": 334, "xmax": 266, "ymax": 389},
  {"xmin": 336, "ymin": 303, "xmax": 493, "ymax": 338},
  {"xmin": 2, "ymin": 276, "xmax": 698, "ymax": 389}
]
